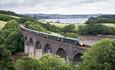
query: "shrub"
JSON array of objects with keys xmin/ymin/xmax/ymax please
[
  {"xmin": 77, "ymin": 39, "xmax": 115, "ymax": 70},
  {"xmin": 15, "ymin": 54, "xmax": 74, "ymax": 70},
  {"xmin": 0, "ymin": 45, "xmax": 15, "ymax": 70}
]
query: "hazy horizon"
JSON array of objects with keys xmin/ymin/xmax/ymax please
[{"xmin": 0, "ymin": 0, "xmax": 115, "ymax": 14}]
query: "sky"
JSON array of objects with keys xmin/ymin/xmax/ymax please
[{"xmin": 0, "ymin": 0, "xmax": 115, "ymax": 14}]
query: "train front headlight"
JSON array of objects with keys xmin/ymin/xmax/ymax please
[{"xmin": 80, "ymin": 43, "xmax": 83, "ymax": 46}]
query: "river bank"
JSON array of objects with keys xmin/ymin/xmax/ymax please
[{"xmin": 78, "ymin": 35, "xmax": 115, "ymax": 46}]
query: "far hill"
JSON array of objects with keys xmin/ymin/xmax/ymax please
[
  {"xmin": 0, "ymin": 10, "xmax": 23, "ymax": 17},
  {"xmin": 25, "ymin": 14, "xmax": 100, "ymax": 19},
  {"xmin": 0, "ymin": 10, "xmax": 22, "ymax": 21},
  {"xmin": 0, "ymin": 10, "xmax": 32, "ymax": 22}
]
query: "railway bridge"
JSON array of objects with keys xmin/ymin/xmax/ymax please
[{"xmin": 20, "ymin": 25, "xmax": 89, "ymax": 63}]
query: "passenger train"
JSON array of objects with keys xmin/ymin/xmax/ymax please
[{"xmin": 21, "ymin": 25, "xmax": 83, "ymax": 47}]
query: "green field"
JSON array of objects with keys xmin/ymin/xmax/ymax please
[
  {"xmin": 102, "ymin": 23, "xmax": 115, "ymax": 28},
  {"xmin": 50, "ymin": 22, "xmax": 85, "ymax": 30},
  {"xmin": 0, "ymin": 20, "xmax": 6, "ymax": 30},
  {"xmin": 50, "ymin": 22, "xmax": 115, "ymax": 29}
]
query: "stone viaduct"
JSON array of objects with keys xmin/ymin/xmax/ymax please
[{"xmin": 20, "ymin": 25, "xmax": 89, "ymax": 63}]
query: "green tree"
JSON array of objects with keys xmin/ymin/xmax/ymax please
[
  {"xmin": 39, "ymin": 54, "xmax": 73, "ymax": 70},
  {"xmin": 78, "ymin": 24, "xmax": 115, "ymax": 35},
  {"xmin": 0, "ymin": 20, "xmax": 24, "ymax": 53},
  {"xmin": 78, "ymin": 39, "xmax": 115, "ymax": 70},
  {"xmin": 17, "ymin": 17, "xmax": 35, "ymax": 24},
  {"xmin": 85, "ymin": 15, "xmax": 115, "ymax": 24},
  {"xmin": 0, "ymin": 45, "xmax": 15, "ymax": 70},
  {"xmin": 62, "ymin": 24, "xmax": 75, "ymax": 33}
]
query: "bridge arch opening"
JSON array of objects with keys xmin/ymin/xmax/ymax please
[
  {"xmin": 24, "ymin": 36, "xmax": 27, "ymax": 41},
  {"xmin": 24, "ymin": 36, "xmax": 28, "ymax": 45},
  {"xmin": 56, "ymin": 48, "xmax": 66, "ymax": 59},
  {"xmin": 73, "ymin": 53, "xmax": 83, "ymax": 64},
  {"xmin": 35, "ymin": 41, "xmax": 41, "ymax": 49},
  {"xmin": 44, "ymin": 44, "xmax": 52, "ymax": 53},
  {"xmin": 29, "ymin": 38, "xmax": 34, "ymax": 46}
]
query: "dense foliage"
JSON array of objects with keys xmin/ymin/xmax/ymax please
[
  {"xmin": 78, "ymin": 24, "xmax": 115, "ymax": 35},
  {"xmin": 78, "ymin": 39, "xmax": 115, "ymax": 70},
  {"xmin": 86, "ymin": 15, "xmax": 115, "ymax": 24},
  {"xmin": 15, "ymin": 54, "xmax": 74, "ymax": 70},
  {"xmin": 17, "ymin": 17, "xmax": 35, "ymax": 24},
  {"xmin": 0, "ymin": 45, "xmax": 15, "ymax": 70},
  {"xmin": 62, "ymin": 24, "xmax": 76, "ymax": 33},
  {"xmin": 0, "ymin": 20, "xmax": 24, "ymax": 53}
]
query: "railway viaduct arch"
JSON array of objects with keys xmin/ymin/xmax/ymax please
[{"xmin": 21, "ymin": 25, "xmax": 88, "ymax": 63}]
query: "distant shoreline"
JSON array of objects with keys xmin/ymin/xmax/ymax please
[{"xmin": 39, "ymin": 18, "xmax": 88, "ymax": 23}]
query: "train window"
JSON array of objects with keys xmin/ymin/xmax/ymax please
[
  {"xmin": 44, "ymin": 35, "xmax": 47, "ymax": 38},
  {"xmin": 63, "ymin": 38, "xmax": 81, "ymax": 46},
  {"xmin": 57, "ymin": 37, "xmax": 62, "ymax": 42},
  {"xmin": 74, "ymin": 41, "xmax": 81, "ymax": 46},
  {"xmin": 48, "ymin": 35, "xmax": 58, "ymax": 40},
  {"xmin": 39, "ymin": 33, "xmax": 45, "ymax": 37},
  {"xmin": 63, "ymin": 38, "xmax": 75, "ymax": 45}
]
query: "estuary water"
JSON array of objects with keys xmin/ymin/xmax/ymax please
[{"xmin": 42, "ymin": 18, "xmax": 88, "ymax": 23}]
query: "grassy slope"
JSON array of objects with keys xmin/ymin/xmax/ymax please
[{"xmin": 0, "ymin": 20, "xmax": 6, "ymax": 30}]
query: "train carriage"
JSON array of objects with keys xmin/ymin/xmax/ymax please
[{"xmin": 20, "ymin": 25, "xmax": 82, "ymax": 47}]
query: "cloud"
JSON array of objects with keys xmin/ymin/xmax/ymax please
[
  {"xmin": 0, "ymin": 0, "xmax": 114, "ymax": 14},
  {"xmin": 0, "ymin": 0, "xmax": 108, "ymax": 7}
]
